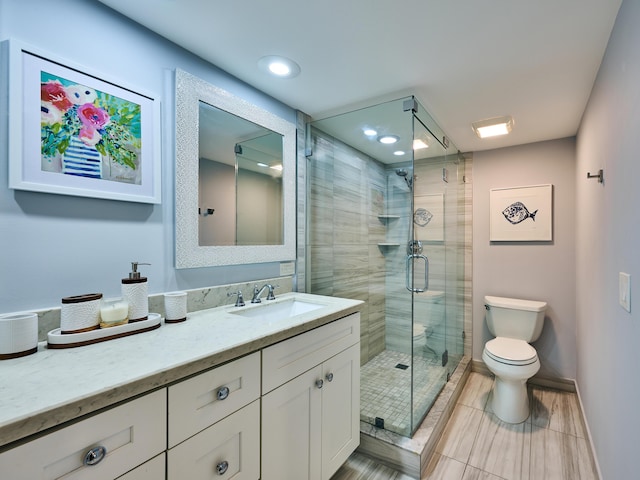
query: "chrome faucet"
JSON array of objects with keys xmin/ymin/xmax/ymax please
[
  {"xmin": 251, "ymin": 284, "xmax": 276, "ymax": 303},
  {"xmin": 227, "ymin": 290, "xmax": 245, "ymax": 307}
]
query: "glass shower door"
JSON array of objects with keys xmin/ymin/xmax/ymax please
[{"xmin": 410, "ymin": 109, "xmax": 450, "ymax": 430}]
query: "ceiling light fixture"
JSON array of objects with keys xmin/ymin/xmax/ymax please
[
  {"xmin": 269, "ymin": 164, "xmax": 283, "ymax": 171},
  {"xmin": 258, "ymin": 55, "xmax": 301, "ymax": 79},
  {"xmin": 363, "ymin": 128, "xmax": 377, "ymax": 136},
  {"xmin": 377, "ymin": 135, "xmax": 399, "ymax": 144},
  {"xmin": 472, "ymin": 115, "xmax": 514, "ymax": 139},
  {"xmin": 393, "ymin": 151, "xmax": 405, "ymax": 156}
]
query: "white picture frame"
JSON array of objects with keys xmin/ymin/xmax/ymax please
[
  {"xmin": 490, "ymin": 184, "xmax": 553, "ymax": 241},
  {"xmin": 6, "ymin": 39, "xmax": 161, "ymax": 204}
]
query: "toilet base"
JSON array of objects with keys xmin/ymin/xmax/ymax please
[{"xmin": 491, "ymin": 377, "xmax": 530, "ymax": 424}]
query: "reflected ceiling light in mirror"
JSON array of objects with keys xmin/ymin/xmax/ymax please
[
  {"xmin": 257, "ymin": 162, "xmax": 269, "ymax": 168},
  {"xmin": 270, "ymin": 164, "xmax": 283, "ymax": 171},
  {"xmin": 377, "ymin": 134, "xmax": 399, "ymax": 144},
  {"xmin": 393, "ymin": 150, "xmax": 405, "ymax": 156},
  {"xmin": 413, "ymin": 139, "xmax": 429, "ymax": 150},
  {"xmin": 258, "ymin": 55, "xmax": 301, "ymax": 78},
  {"xmin": 472, "ymin": 115, "xmax": 514, "ymax": 138}
]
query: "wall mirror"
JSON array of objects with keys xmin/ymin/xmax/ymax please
[{"xmin": 175, "ymin": 69, "xmax": 296, "ymax": 268}]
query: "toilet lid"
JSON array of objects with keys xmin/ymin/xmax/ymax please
[{"xmin": 485, "ymin": 337, "xmax": 537, "ymax": 365}]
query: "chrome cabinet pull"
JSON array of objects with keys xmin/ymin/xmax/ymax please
[
  {"xmin": 325, "ymin": 372, "xmax": 334, "ymax": 382},
  {"xmin": 217, "ymin": 386, "xmax": 230, "ymax": 400},
  {"xmin": 315, "ymin": 379, "xmax": 324, "ymax": 389},
  {"xmin": 216, "ymin": 460, "xmax": 229, "ymax": 475},
  {"xmin": 83, "ymin": 446, "xmax": 107, "ymax": 466}
]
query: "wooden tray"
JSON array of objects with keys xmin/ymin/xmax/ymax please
[{"xmin": 47, "ymin": 313, "xmax": 161, "ymax": 349}]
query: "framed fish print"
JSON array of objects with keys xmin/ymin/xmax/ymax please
[
  {"xmin": 490, "ymin": 184, "xmax": 553, "ymax": 241},
  {"xmin": 6, "ymin": 39, "xmax": 161, "ymax": 203}
]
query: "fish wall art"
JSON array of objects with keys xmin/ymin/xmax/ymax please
[{"xmin": 490, "ymin": 185, "xmax": 553, "ymax": 241}]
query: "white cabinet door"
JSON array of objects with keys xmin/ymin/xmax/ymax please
[
  {"xmin": 167, "ymin": 400, "xmax": 260, "ymax": 480},
  {"xmin": 321, "ymin": 344, "xmax": 360, "ymax": 479},
  {"xmin": 0, "ymin": 390, "xmax": 166, "ymax": 480},
  {"xmin": 261, "ymin": 365, "xmax": 323, "ymax": 480},
  {"xmin": 116, "ymin": 453, "xmax": 165, "ymax": 480}
]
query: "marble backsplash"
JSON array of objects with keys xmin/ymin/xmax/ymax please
[{"xmin": 27, "ymin": 276, "xmax": 293, "ymax": 342}]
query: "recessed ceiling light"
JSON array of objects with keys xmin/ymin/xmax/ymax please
[
  {"xmin": 377, "ymin": 135, "xmax": 399, "ymax": 144},
  {"xmin": 363, "ymin": 128, "xmax": 377, "ymax": 136},
  {"xmin": 472, "ymin": 115, "xmax": 514, "ymax": 139},
  {"xmin": 393, "ymin": 151, "xmax": 405, "ymax": 156},
  {"xmin": 258, "ymin": 55, "xmax": 301, "ymax": 78},
  {"xmin": 269, "ymin": 164, "xmax": 283, "ymax": 171},
  {"xmin": 257, "ymin": 162, "xmax": 269, "ymax": 168}
]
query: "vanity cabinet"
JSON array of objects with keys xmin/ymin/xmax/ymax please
[
  {"xmin": 261, "ymin": 314, "xmax": 360, "ymax": 480},
  {"xmin": 0, "ymin": 390, "xmax": 166, "ymax": 480},
  {"xmin": 167, "ymin": 352, "xmax": 261, "ymax": 479}
]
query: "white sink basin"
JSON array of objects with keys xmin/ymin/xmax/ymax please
[{"xmin": 231, "ymin": 299, "xmax": 325, "ymax": 322}]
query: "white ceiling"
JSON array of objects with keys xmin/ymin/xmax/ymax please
[{"xmin": 97, "ymin": 0, "xmax": 621, "ymax": 153}]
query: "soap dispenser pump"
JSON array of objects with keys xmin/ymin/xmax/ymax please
[{"xmin": 121, "ymin": 262, "xmax": 150, "ymax": 322}]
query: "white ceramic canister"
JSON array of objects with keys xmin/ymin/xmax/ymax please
[
  {"xmin": 164, "ymin": 291, "xmax": 188, "ymax": 323},
  {"xmin": 0, "ymin": 312, "xmax": 38, "ymax": 359},
  {"xmin": 60, "ymin": 293, "xmax": 103, "ymax": 334}
]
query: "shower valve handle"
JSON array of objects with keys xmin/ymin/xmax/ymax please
[
  {"xmin": 315, "ymin": 379, "xmax": 324, "ymax": 389},
  {"xmin": 325, "ymin": 373, "xmax": 334, "ymax": 382}
]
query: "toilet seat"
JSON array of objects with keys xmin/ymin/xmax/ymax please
[{"xmin": 484, "ymin": 337, "xmax": 537, "ymax": 366}]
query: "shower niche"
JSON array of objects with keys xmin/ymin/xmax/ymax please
[{"xmin": 305, "ymin": 96, "xmax": 466, "ymax": 438}]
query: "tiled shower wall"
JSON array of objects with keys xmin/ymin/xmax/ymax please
[{"xmin": 306, "ymin": 128, "xmax": 388, "ymax": 364}]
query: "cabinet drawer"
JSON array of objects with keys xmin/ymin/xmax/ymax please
[
  {"xmin": 116, "ymin": 453, "xmax": 165, "ymax": 480},
  {"xmin": 262, "ymin": 313, "xmax": 360, "ymax": 393},
  {"xmin": 167, "ymin": 400, "xmax": 260, "ymax": 480},
  {"xmin": 168, "ymin": 351, "xmax": 260, "ymax": 447},
  {"xmin": 0, "ymin": 390, "xmax": 166, "ymax": 480}
]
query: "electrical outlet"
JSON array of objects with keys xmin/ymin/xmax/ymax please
[{"xmin": 619, "ymin": 272, "xmax": 631, "ymax": 313}]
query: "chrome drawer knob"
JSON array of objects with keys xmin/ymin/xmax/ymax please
[
  {"xmin": 217, "ymin": 386, "xmax": 230, "ymax": 400},
  {"xmin": 325, "ymin": 372, "xmax": 334, "ymax": 382},
  {"xmin": 216, "ymin": 460, "xmax": 229, "ymax": 475},
  {"xmin": 315, "ymin": 379, "xmax": 324, "ymax": 389},
  {"xmin": 83, "ymin": 446, "xmax": 107, "ymax": 466}
]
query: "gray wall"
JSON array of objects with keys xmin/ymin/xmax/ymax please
[
  {"xmin": 576, "ymin": 0, "xmax": 639, "ymax": 477},
  {"xmin": 472, "ymin": 138, "xmax": 577, "ymax": 380},
  {"xmin": 0, "ymin": 0, "xmax": 296, "ymax": 312}
]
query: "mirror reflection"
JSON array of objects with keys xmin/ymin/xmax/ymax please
[{"xmin": 198, "ymin": 101, "xmax": 283, "ymax": 246}]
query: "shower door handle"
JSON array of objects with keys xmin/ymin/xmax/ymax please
[{"xmin": 406, "ymin": 254, "xmax": 429, "ymax": 293}]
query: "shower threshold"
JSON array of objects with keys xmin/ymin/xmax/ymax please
[{"xmin": 357, "ymin": 355, "xmax": 471, "ymax": 479}]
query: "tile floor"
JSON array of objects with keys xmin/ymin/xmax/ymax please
[
  {"xmin": 332, "ymin": 372, "xmax": 599, "ymax": 480},
  {"xmin": 360, "ymin": 350, "xmax": 448, "ymax": 436}
]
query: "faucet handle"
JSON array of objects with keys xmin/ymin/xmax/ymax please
[
  {"xmin": 227, "ymin": 290, "xmax": 245, "ymax": 307},
  {"xmin": 266, "ymin": 284, "xmax": 279, "ymax": 300}
]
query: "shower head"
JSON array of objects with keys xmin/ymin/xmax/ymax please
[{"xmin": 395, "ymin": 168, "xmax": 413, "ymax": 190}]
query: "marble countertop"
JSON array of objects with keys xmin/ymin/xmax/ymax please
[{"xmin": 0, "ymin": 292, "xmax": 363, "ymax": 450}]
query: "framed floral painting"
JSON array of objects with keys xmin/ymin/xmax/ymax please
[{"xmin": 6, "ymin": 39, "xmax": 161, "ymax": 203}]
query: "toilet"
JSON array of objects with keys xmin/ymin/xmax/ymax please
[{"xmin": 482, "ymin": 295, "xmax": 547, "ymax": 424}]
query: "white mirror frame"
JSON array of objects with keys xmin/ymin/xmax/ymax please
[{"xmin": 175, "ymin": 69, "xmax": 296, "ymax": 268}]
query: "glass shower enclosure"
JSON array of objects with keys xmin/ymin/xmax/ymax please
[{"xmin": 305, "ymin": 97, "xmax": 465, "ymax": 437}]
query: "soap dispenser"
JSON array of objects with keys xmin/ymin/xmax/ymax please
[{"xmin": 121, "ymin": 262, "xmax": 150, "ymax": 322}]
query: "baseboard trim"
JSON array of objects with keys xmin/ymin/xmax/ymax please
[
  {"xmin": 574, "ymin": 381, "xmax": 603, "ymax": 480},
  {"xmin": 471, "ymin": 359, "xmax": 576, "ymax": 392}
]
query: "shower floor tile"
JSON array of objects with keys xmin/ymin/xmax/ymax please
[{"xmin": 360, "ymin": 349, "xmax": 447, "ymax": 436}]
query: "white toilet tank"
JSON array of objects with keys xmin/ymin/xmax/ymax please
[{"xmin": 484, "ymin": 296, "xmax": 547, "ymax": 342}]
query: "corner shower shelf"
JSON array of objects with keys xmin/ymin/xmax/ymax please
[
  {"xmin": 377, "ymin": 242, "xmax": 400, "ymax": 247},
  {"xmin": 378, "ymin": 215, "xmax": 400, "ymax": 221}
]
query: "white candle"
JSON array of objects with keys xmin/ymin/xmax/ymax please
[{"xmin": 100, "ymin": 299, "xmax": 129, "ymax": 323}]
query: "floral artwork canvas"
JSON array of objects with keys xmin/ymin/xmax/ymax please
[
  {"xmin": 40, "ymin": 72, "xmax": 142, "ymax": 184},
  {"xmin": 8, "ymin": 39, "xmax": 160, "ymax": 204}
]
